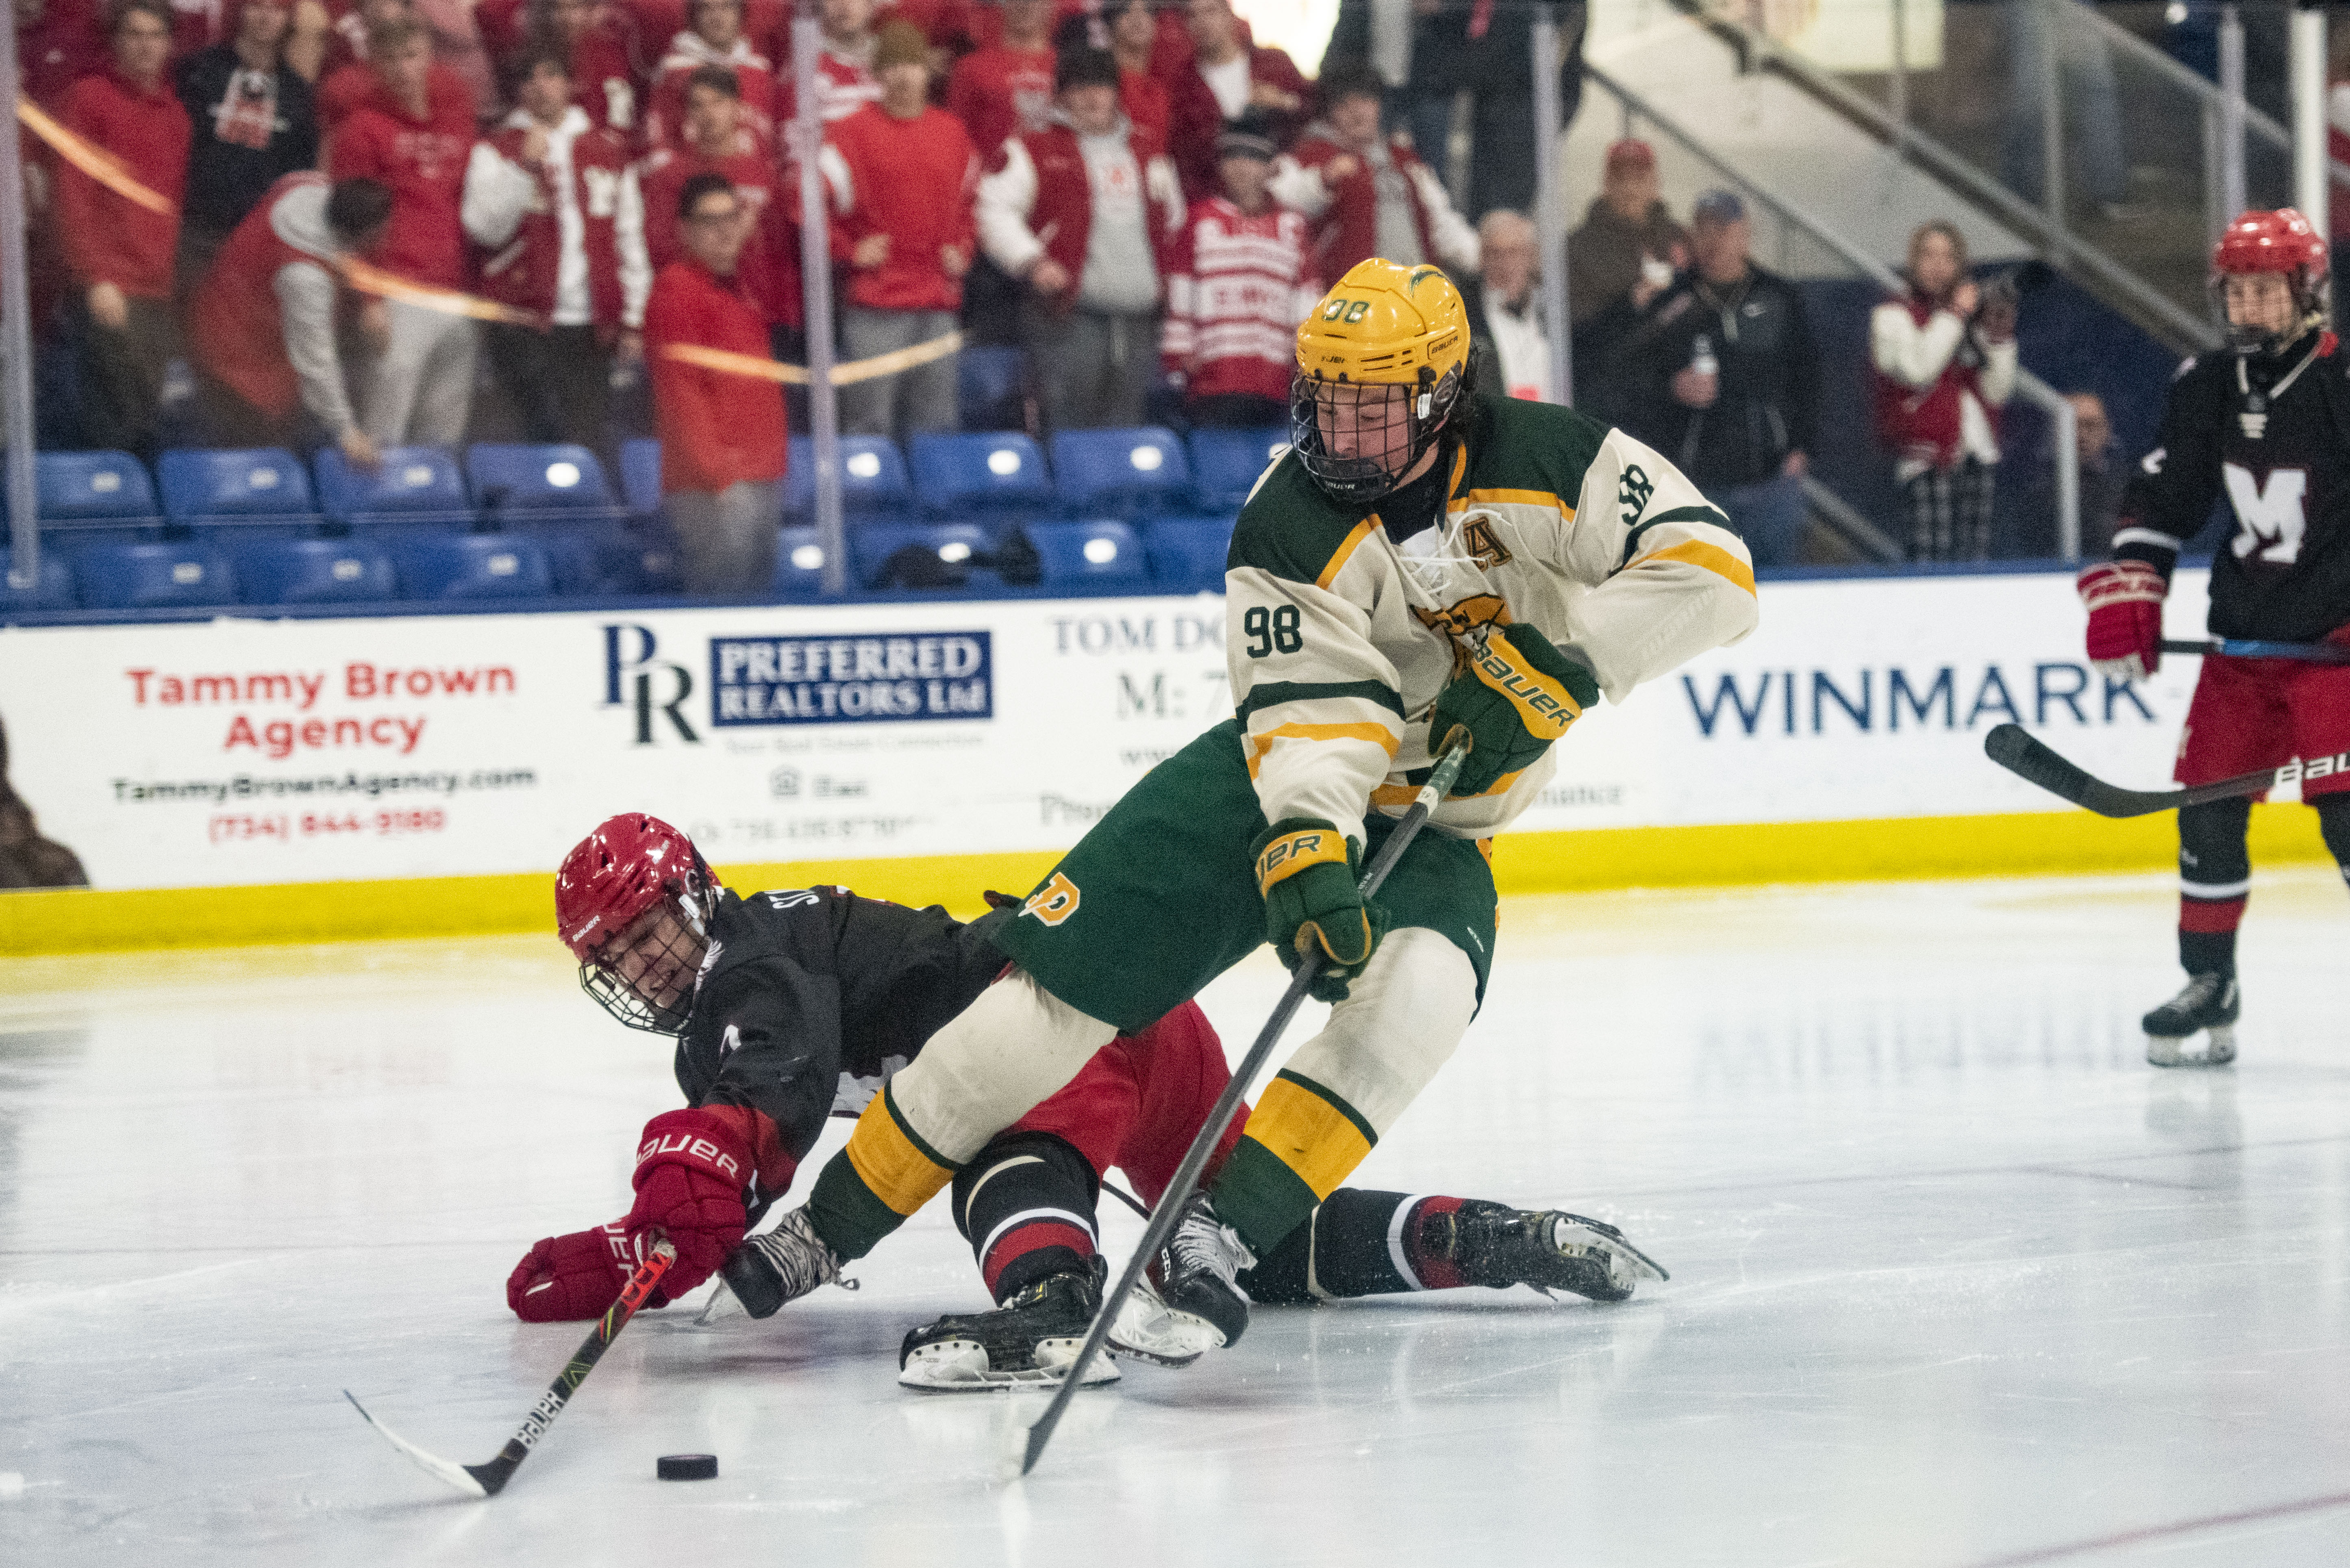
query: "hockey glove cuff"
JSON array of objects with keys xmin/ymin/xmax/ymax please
[
  {"xmin": 2078, "ymin": 559, "xmax": 2167, "ymax": 682},
  {"xmin": 625, "ymin": 1108, "xmax": 753, "ymax": 1297},
  {"xmin": 1251, "ymin": 817, "xmax": 1386, "ymax": 1003},
  {"xmin": 1428, "ymin": 623, "xmax": 1600, "ymax": 797},
  {"xmin": 507, "ymin": 1221, "xmax": 673, "ymax": 1322}
]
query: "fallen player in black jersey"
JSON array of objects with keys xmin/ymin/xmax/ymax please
[{"xmin": 505, "ymin": 813, "xmax": 1665, "ymax": 1388}]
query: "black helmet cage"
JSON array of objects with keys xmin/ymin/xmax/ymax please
[
  {"xmin": 1289, "ymin": 348, "xmax": 1471, "ymax": 508},
  {"xmin": 579, "ymin": 862, "xmax": 718, "ymax": 1034}
]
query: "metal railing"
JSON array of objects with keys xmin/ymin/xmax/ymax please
[
  {"xmin": 1585, "ymin": 59, "xmax": 2083, "ymax": 561},
  {"xmin": 1660, "ymin": 0, "xmax": 2223, "ymax": 354}
]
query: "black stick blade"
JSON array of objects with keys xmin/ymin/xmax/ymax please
[{"xmin": 1985, "ymin": 724, "xmax": 2093, "ymax": 808}]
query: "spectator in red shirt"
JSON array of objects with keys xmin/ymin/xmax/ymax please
[
  {"xmin": 819, "ymin": 20, "xmax": 973, "ymax": 439},
  {"xmin": 874, "ymin": 0, "xmax": 971, "ymax": 61},
  {"xmin": 465, "ymin": 47, "xmax": 652, "ymax": 459},
  {"xmin": 1102, "ymin": 0, "xmax": 1165, "ymax": 152},
  {"xmin": 644, "ymin": 172, "xmax": 788, "ymax": 594},
  {"xmin": 1161, "ymin": 112, "xmax": 1316, "ymax": 428},
  {"xmin": 187, "ymin": 172, "xmax": 393, "ymax": 463},
  {"xmin": 513, "ymin": 0, "xmax": 646, "ymax": 137},
  {"xmin": 638, "ymin": 65, "xmax": 797, "ymax": 331},
  {"xmin": 977, "ymin": 45, "xmax": 1182, "ymax": 430},
  {"xmin": 946, "ymin": 0, "xmax": 1052, "ymax": 158},
  {"xmin": 327, "ymin": 16, "xmax": 481, "ymax": 445},
  {"xmin": 644, "ymin": 0, "xmax": 777, "ymax": 149},
  {"xmin": 315, "ymin": 0, "xmax": 472, "ymax": 126},
  {"xmin": 54, "ymin": 0, "xmax": 190, "ymax": 459},
  {"xmin": 773, "ymin": 0, "xmax": 881, "ymax": 128},
  {"xmin": 1162, "ymin": 0, "xmax": 1305, "ymax": 198},
  {"xmin": 1269, "ymin": 62, "xmax": 1477, "ymax": 284}
]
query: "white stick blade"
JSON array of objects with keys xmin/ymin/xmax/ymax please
[{"xmin": 343, "ymin": 1390, "xmax": 490, "ymax": 1499}]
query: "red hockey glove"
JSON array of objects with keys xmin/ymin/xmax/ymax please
[
  {"xmin": 507, "ymin": 1221, "xmax": 672, "ymax": 1323},
  {"xmin": 624, "ymin": 1108, "xmax": 752, "ymax": 1297},
  {"xmin": 2078, "ymin": 559, "xmax": 2167, "ymax": 682}
]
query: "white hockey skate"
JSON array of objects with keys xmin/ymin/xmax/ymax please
[{"xmin": 2143, "ymin": 973, "xmax": 2239, "ymax": 1068}]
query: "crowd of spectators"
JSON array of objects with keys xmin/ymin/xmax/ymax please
[{"xmin": 10, "ymin": 0, "xmax": 2100, "ymax": 588}]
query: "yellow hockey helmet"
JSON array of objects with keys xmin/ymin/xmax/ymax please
[{"xmin": 1291, "ymin": 259, "xmax": 1475, "ymax": 506}]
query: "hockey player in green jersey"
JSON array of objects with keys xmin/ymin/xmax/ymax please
[{"xmin": 733, "ymin": 258, "xmax": 1760, "ymax": 1360}]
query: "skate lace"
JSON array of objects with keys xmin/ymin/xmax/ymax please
[
  {"xmin": 749, "ymin": 1211, "xmax": 858, "ymax": 1300},
  {"xmin": 1169, "ymin": 1204, "xmax": 1254, "ymax": 1280}
]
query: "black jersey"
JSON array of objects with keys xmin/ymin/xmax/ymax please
[
  {"xmin": 673, "ymin": 887, "xmax": 1011, "ymax": 1166},
  {"xmin": 2115, "ymin": 332, "xmax": 2350, "ymax": 642}
]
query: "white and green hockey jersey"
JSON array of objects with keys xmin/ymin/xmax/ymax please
[{"xmin": 1226, "ymin": 393, "xmax": 1761, "ymax": 846}]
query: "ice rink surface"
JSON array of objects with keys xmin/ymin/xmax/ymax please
[{"xmin": 4, "ymin": 868, "xmax": 2348, "ymax": 1567}]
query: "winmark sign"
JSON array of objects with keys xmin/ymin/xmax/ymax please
[{"xmin": 1682, "ymin": 663, "xmax": 2159, "ymax": 738}]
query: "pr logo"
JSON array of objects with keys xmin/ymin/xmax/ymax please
[{"xmin": 603, "ymin": 625, "xmax": 699, "ymax": 745}]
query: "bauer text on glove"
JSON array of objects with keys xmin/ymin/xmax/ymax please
[
  {"xmin": 1428, "ymin": 623, "xmax": 1600, "ymax": 798},
  {"xmin": 1251, "ymin": 817, "xmax": 1387, "ymax": 1003}
]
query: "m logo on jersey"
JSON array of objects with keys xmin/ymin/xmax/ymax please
[{"xmin": 2221, "ymin": 462, "xmax": 2308, "ymax": 565}]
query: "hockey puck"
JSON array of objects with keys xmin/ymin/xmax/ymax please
[{"xmin": 657, "ymin": 1454, "xmax": 718, "ymax": 1481}]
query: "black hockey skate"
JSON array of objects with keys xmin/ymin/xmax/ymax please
[
  {"xmin": 702, "ymin": 1207, "xmax": 855, "ymax": 1322},
  {"xmin": 898, "ymin": 1258, "xmax": 1120, "ymax": 1391},
  {"xmin": 1142, "ymin": 1192, "xmax": 1254, "ymax": 1353},
  {"xmin": 1439, "ymin": 1202, "xmax": 1670, "ymax": 1302},
  {"xmin": 2143, "ymin": 973, "xmax": 2240, "ymax": 1068}
]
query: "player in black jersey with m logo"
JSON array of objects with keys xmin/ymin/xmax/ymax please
[{"xmin": 2077, "ymin": 209, "xmax": 2350, "ymax": 1067}]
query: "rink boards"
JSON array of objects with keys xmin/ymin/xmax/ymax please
[{"xmin": 0, "ymin": 565, "xmax": 2330, "ymax": 950}]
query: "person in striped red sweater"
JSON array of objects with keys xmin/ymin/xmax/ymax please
[{"xmin": 1161, "ymin": 112, "xmax": 1317, "ymax": 429}]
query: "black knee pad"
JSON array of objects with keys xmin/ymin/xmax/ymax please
[
  {"xmin": 2315, "ymin": 793, "xmax": 2350, "ymax": 871},
  {"xmin": 948, "ymin": 1131, "xmax": 1099, "ymax": 1244}
]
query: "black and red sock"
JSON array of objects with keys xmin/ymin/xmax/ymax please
[
  {"xmin": 949, "ymin": 1133, "xmax": 1100, "ymax": 1303},
  {"xmin": 2178, "ymin": 797, "xmax": 2251, "ymax": 977},
  {"xmin": 1239, "ymin": 1189, "xmax": 1470, "ymax": 1304}
]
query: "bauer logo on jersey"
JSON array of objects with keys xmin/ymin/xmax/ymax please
[{"xmin": 709, "ymin": 632, "xmax": 993, "ymax": 726}]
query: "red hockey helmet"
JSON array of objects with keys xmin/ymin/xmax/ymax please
[
  {"xmin": 2211, "ymin": 208, "xmax": 2329, "ymax": 348},
  {"xmin": 555, "ymin": 813, "xmax": 718, "ymax": 1032}
]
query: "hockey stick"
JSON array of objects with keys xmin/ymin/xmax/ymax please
[
  {"xmin": 1018, "ymin": 736, "xmax": 1473, "ymax": 1477},
  {"xmin": 1984, "ymin": 723, "xmax": 2349, "ymax": 818},
  {"xmin": 2161, "ymin": 637, "xmax": 2350, "ymax": 666},
  {"xmin": 345, "ymin": 1239, "xmax": 675, "ymax": 1499}
]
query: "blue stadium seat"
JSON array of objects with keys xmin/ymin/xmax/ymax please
[
  {"xmin": 14, "ymin": 450, "xmax": 161, "ymax": 522},
  {"xmin": 71, "ymin": 541, "xmax": 237, "ymax": 609},
  {"xmin": 463, "ymin": 443, "xmax": 624, "ymax": 520},
  {"xmin": 1142, "ymin": 514, "xmax": 1237, "ymax": 592},
  {"xmin": 233, "ymin": 538, "xmax": 398, "ymax": 606},
  {"xmin": 313, "ymin": 446, "xmax": 472, "ymax": 531},
  {"xmin": 1187, "ymin": 426, "xmax": 1290, "ymax": 513},
  {"xmin": 906, "ymin": 432, "xmax": 1053, "ymax": 518},
  {"xmin": 157, "ymin": 448, "xmax": 321, "ymax": 535},
  {"xmin": 957, "ymin": 344, "xmax": 1028, "ymax": 430},
  {"xmin": 774, "ymin": 526, "xmax": 832, "ymax": 598},
  {"xmin": 850, "ymin": 521, "xmax": 998, "ymax": 590},
  {"xmin": 619, "ymin": 438, "xmax": 663, "ymax": 516},
  {"xmin": 0, "ymin": 548, "xmax": 76, "ymax": 611},
  {"xmin": 1050, "ymin": 428, "xmax": 1191, "ymax": 516},
  {"xmin": 1023, "ymin": 519, "xmax": 1150, "ymax": 589},
  {"xmin": 783, "ymin": 435, "xmax": 913, "ymax": 518},
  {"xmin": 389, "ymin": 533, "xmax": 552, "ymax": 600}
]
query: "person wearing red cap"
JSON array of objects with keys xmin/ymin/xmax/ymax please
[
  {"xmin": 53, "ymin": 0, "xmax": 189, "ymax": 460},
  {"xmin": 819, "ymin": 20, "xmax": 975, "ymax": 439},
  {"xmin": 1566, "ymin": 136, "xmax": 1685, "ymax": 424}
]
